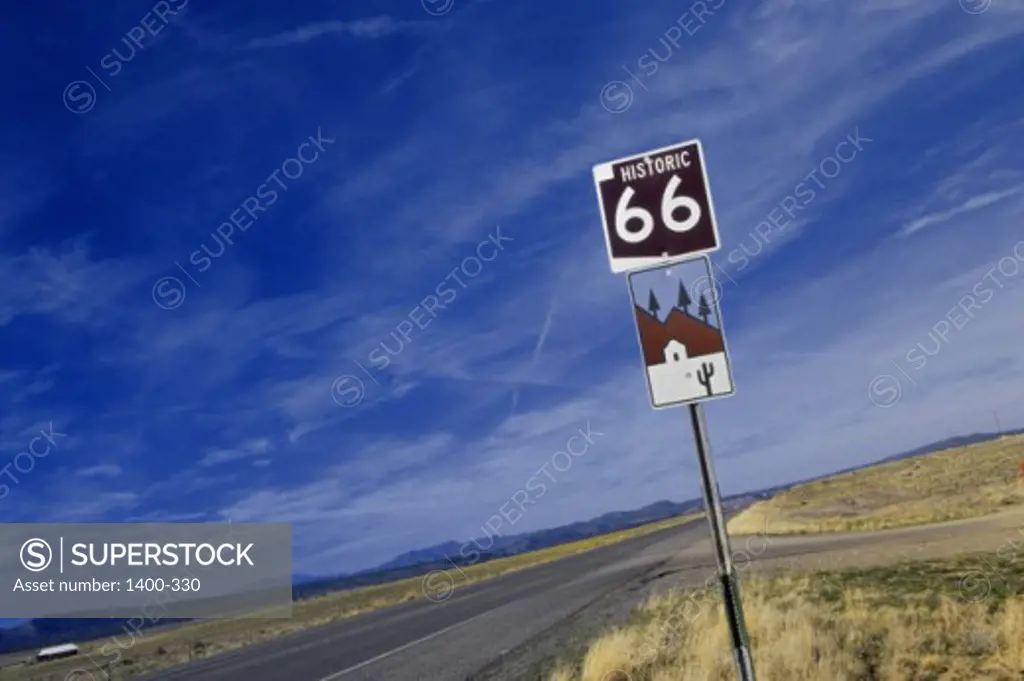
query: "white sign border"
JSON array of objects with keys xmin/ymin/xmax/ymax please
[
  {"xmin": 593, "ymin": 138, "xmax": 723, "ymax": 274},
  {"xmin": 625, "ymin": 254, "xmax": 737, "ymax": 410}
]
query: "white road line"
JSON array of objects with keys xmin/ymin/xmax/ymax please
[{"xmin": 317, "ymin": 609, "xmax": 495, "ymax": 680}]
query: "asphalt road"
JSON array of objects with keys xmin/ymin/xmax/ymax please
[{"xmin": 139, "ymin": 519, "xmax": 712, "ymax": 681}]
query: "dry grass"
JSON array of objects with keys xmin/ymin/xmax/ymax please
[
  {"xmin": 728, "ymin": 434, "xmax": 1024, "ymax": 536},
  {"xmin": 547, "ymin": 550, "xmax": 1024, "ymax": 681},
  {"xmin": 4, "ymin": 513, "xmax": 702, "ymax": 680}
]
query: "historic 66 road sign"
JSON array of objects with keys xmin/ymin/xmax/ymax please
[{"xmin": 592, "ymin": 139, "xmax": 721, "ymax": 273}]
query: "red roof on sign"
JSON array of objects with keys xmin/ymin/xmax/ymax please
[{"xmin": 635, "ymin": 305, "xmax": 724, "ymax": 367}]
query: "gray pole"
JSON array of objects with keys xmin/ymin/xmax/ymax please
[{"xmin": 688, "ymin": 403, "xmax": 756, "ymax": 680}]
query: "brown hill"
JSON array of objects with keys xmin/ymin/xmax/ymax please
[
  {"xmin": 636, "ymin": 306, "xmax": 672, "ymax": 366},
  {"xmin": 635, "ymin": 306, "xmax": 724, "ymax": 367}
]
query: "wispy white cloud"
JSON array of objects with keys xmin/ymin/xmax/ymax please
[
  {"xmin": 900, "ymin": 185, "xmax": 1024, "ymax": 237},
  {"xmin": 321, "ymin": 0, "xmax": 1024, "ymax": 290},
  {"xmin": 199, "ymin": 437, "xmax": 274, "ymax": 467},
  {"xmin": 224, "ymin": 103, "xmax": 1024, "ymax": 566},
  {"xmin": 510, "ymin": 294, "xmax": 559, "ymax": 416},
  {"xmin": 6, "ymin": 0, "xmax": 1024, "ymax": 574},
  {"xmin": 48, "ymin": 493, "xmax": 140, "ymax": 522},
  {"xmin": 245, "ymin": 17, "xmax": 418, "ymax": 49},
  {"xmin": 0, "ymin": 237, "xmax": 147, "ymax": 327},
  {"xmin": 76, "ymin": 464, "xmax": 122, "ymax": 479},
  {"xmin": 255, "ymin": 178, "xmax": 1024, "ymax": 572}
]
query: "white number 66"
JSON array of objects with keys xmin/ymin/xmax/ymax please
[{"xmin": 614, "ymin": 175, "xmax": 701, "ymax": 244}]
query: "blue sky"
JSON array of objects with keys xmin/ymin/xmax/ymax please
[{"xmin": 2, "ymin": 0, "xmax": 1024, "ymax": 576}]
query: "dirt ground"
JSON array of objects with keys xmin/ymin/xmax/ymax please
[
  {"xmin": 728, "ymin": 434, "xmax": 1024, "ymax": 536},
  {"xmin": 738, "ymin": 504, "xmax": 1024, "ymax": 576},
  {"xmin": 475, "ymin": 506, "xmax": 1024, "ymax": 680}
]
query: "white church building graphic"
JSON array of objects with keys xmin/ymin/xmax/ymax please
[{"xmin": 629, "ymin": 261, "xmax": 734, "ymax": 408}]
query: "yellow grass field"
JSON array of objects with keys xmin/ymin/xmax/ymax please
[
  {"xmin": 6, "ymin": 513, "xmax": 702, "ymax": 680},
  {"xmin": 547, "ymin": 550, "xmax": 1024, "ymax": 681},
  {"xmin": 727, "ymin": 434, "xmax": 1024, "ymax": 536}
]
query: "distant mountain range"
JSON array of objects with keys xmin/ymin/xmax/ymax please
[
  {"xmin": 761, "ymin": 427, "xmax": 1024, "ymax": 494},
  {"xmin": 879, "ymin": 428, "xmax": 1024, "ymax": 462},
  {"xmin": 373, "ymin": 498, "xmax": 710, "ymax": 573},
  {"xmin": 287, "ymin": 498, "xmax": 731, "ymax": 601},
  {"xmin": 2, "ymin": 426, "xmax": 1018, "ymax": 655}
]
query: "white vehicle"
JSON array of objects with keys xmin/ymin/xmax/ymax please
[{"xmin": 36, "ymin": 643, "xmax": 79, "ymax": 662}]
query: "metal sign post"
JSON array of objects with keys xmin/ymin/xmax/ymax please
[
  {"xmin": 689, "ymin": 402, "xmax": 756, "ymax": 681},
  {"xmin": 592, "ymin": 138, "xmax": 758, "ymax": 681}
]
